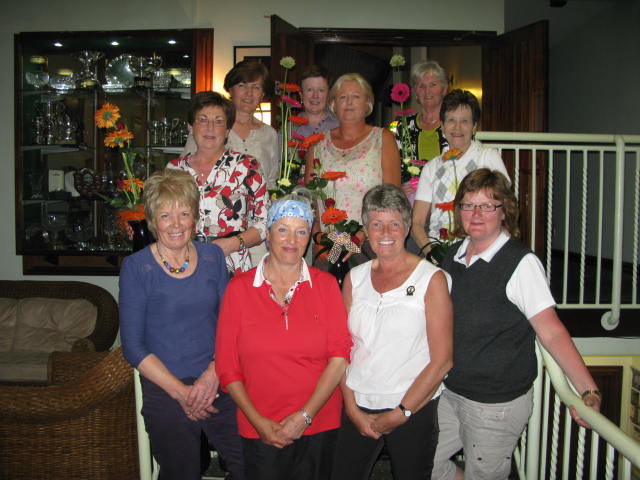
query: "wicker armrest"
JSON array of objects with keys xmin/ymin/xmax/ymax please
[
  {"xmin": 0, "ymin": 348, "xmax": 132, "ymax": 423},
  {"xmin": 49, "ymin": 350, "xmax": 109, "ymax": 384}
]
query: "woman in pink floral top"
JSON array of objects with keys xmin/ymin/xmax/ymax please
[
  {"xmin": 167, "ymin": 91, "xmax": 268, "ymax": 274},
  {"xmin": 304, "ymin": 73, "xmax": 400, "ymax": 245}
]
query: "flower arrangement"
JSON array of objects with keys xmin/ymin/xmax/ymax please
[
  {"xmin": 94, "ymin": 102, "xmax": 144, "ymax": 230},
  {"xmin": 273, "ymin": 56, "xmax": 325, "ymax": 198},
  {"xmin": 388, "ymin": 55, "xmax": 424, "ymax": 188},
  {"xmin": 423, "ymin": 201, "xmax": 456, "ymax": 266},
  {"xmin": 307, "ymin": 163, "xmax": 362, "ymax": 264}
]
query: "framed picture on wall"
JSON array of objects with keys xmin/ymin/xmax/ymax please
[{"xmin": 233, "ymin": 46, "xmax": 270, "ymax": 66}]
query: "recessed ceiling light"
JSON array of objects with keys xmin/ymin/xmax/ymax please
[
  {"xmin": 167, "ymin": 39, "xmax": 177, "ymax": 45},
  {"xmin": 183, "ymin": 54, "xmax": 190, "ymax": 59},
  {"xmin": 110, "ymin": 41, "xmax": 119, "ymax": 46},
  {"xmin": 53, "ymin": 42, "xmax": 63, "ymax": 47},
  {"xmin": 30, "ymin": 55, "xmax": 47, "ymax": 64}
]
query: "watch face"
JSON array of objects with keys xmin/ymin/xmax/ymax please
[{"xmin": 403, "ymin": 409, "xmax": 412, "ymax": 417}]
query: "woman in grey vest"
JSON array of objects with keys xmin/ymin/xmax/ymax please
[{"xmin": 432, "ymin": 168, "xmax": 601, "ymax": 480}]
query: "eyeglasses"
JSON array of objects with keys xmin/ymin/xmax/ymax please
[
  {"xmin": 195, "ymin": 116, "xmax": 226, "ymax": 127},
  {"xmin": 459, "ymin": 203, "xmax": 504, "ymax": 212}
]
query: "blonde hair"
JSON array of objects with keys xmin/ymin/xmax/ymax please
[
  {"xmin": 328, "ymin": 73, "xmax": 374, "ymax": 116},
  {"xmin": 143, "ymin": 169, "xmax": 200, "ymax": 236}
]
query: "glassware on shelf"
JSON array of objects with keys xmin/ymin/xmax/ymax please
[
  {"xmin": 42, "ymin": 213, "xmax": 67, "ymax": 250},
  {"xmin": 153, "ymin": 68, "xmax": 172, "ymax": 90},
  {"xmin": 129, "ymin": 55, "xmax": 162, "ymax": 88},
  {"xmin": 28, "ymin": 172, "xmax": 45, "ymax": 199},
  {"xmin": 65, "ymin": 210, "xmax": 93, "ymax": 249},
  {"xmin": 76, "ymin": 50, "xmax": 104, "ymax": 88},
  {"xmin": 25, "ymin": 71, "xmax": 50, "ymax": 89},
  {"xmin": 49, "ymin": 72, "xmax": 75, "ymax": 92}
]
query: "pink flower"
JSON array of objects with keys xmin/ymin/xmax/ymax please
[
  {"xmin": 292, "ymin": 131, "xmax": 305, "ymax": 141},
  {"xmin": 390, "ymin": 83, "xmax": 410, "ymax": 103},
  {"xmin": 409, "ymin": 176, "xmax": 420, "ymax": 189},
  {"xmin": 282, "ymin": 96, "xmax": 302, "ymax": 108},
  {"xmin": 410, "ymin": 159, "xmax": 426, "ymax": 166},
  {"xmin": 394, "ymin": 109, "xmax": 416, "ymax": 117}
]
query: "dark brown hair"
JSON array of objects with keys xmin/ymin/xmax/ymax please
[
  {"xmin": 187, "ymin": 91, "xmax": 235, "ymax": 128},
  {"xmin": 223, "ymin": 60, "xmax": 273, "ymax": 97},
  {"xmin": 452, "ymin": 168, "xmax": 519, "ymax": 238},
  {"xmin": 440, "ymin": 88, "xmax": 481, "ymax": 124},
  {"xmin": 300, "ymin": 64, "xmax": 332, "ymax": 85}
]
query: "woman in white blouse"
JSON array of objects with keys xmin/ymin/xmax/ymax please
[{"xmin": 331, "ymin": 184, "xmax": 453, "ymax": 480}]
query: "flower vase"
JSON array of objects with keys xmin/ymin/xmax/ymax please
[
  {"xmin": 328, "ymin": 250, "xmax": 351, "ymax": 289},
  {"xmin": 128, "ymin": 219, "xmax": 152, "ymax": 252}
]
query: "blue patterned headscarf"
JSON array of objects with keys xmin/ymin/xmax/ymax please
[{"xmin": 267, "ymin": 200, "xmax": 314, "ymax": 231}]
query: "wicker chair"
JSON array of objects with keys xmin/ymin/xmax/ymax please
[
  {"xmin": 0, "ymin": 280, "xmax": 119, "ymax": 352},
  {"xmin": 0, "ymin": 347, "xmax": 139, "ymax": 480}
]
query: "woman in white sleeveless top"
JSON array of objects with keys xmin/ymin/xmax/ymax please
[{"xmin": 331, "ymin": 184, "xmax": 453, "ymax": 480}]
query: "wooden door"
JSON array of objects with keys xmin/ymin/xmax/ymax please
[
  {"xmin": 270, "ymin": 15, "xmax": 315, "ymax": 128},
  {"xmin": 482, "ymin": 20, "xmax": 549, "ymax": 254}
]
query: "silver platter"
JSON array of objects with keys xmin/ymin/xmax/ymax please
[{"xmin": 104, "ymin": 54, "xmax": 135, "ymax": 89}]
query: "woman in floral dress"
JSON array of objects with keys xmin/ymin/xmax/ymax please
[
  {"xmin": 304, "ymin": 73, "xmax": 400, "ymax": 248},
  {"xmin": 167, "ymin": 91, "xmax": 268, "ymax": 274}
]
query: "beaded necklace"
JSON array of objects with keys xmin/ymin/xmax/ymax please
[{"xmin": 157, "ymin": 243, "xmax": 190, "ymax": 274}]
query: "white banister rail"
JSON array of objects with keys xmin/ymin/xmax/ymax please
[
  {"xmin": 477, "ymin": 132, "xmax": 640, "ymax": 330},
  {"xmin": 515, "ymin": 343, "xmax": 640, "ymax": 479}
]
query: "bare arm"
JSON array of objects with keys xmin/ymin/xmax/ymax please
[
  {"xmin": 279, "ymin": 357, "xmax": 348, "ymax": 441},
  {"xmin": 213, "ymin": 226, "xmax": 262, "ymax": 257},
  {"xmin": 411, "ymin": 200, "xmax": 432, "ymax": 255},
  {"xmin": 225, "ymin": 380, "xmax": 293, "ymax": 448},
  {"xmin": 137, "ymin": 354, "xmax": 215, "ymax": 420},
  {"xmin": 530, "ymin": 307, "xmax": 601, "ymax": 427},
  {"xmin": 381, "ymin": 128, "xmax": 401, "ymax": 186},
  {"xmin": 372, "ymin": 271, "xmax": 453, "ymax": 434}
]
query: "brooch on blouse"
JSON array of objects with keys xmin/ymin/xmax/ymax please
[{"xmin": 406, "ymin": 286, "xmax": 415, "ymax": 296}]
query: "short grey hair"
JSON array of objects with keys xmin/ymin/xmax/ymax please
[
  {"xmin": 410, "ymin": 61, "xmax": 448, "ymax": 89},
  {"xmin": 361, "ymin": 184, "xmax": 412, "ymax": 230}
]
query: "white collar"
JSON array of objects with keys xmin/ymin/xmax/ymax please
[
  {"xmin": 454, "ymin": 230, "xmax": 511, "ymax": 267},
  {"xmin": 252, "ymin": 253, "xmax": 313, "ymax": 288}
]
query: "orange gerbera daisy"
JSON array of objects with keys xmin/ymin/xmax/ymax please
[
  {"xmin": 287, "ymin": 139, "xmax": 299, "ymax": 148},
  {"xmin": 300, "ymin": 132, "xmax": 325, "ymax": 149},
  {"xmin": 443, "ymin": 148, "xmax": 463, "ymax": 161},
  {"xmin": 116, "ymin": 204, "xmax": 145, "ymax": 231},
  {"xmin": 122, "ymin": 178, "xmax": 144, "ymax": 192},
  {"xmin": 94, "ymin": 103, "xmax": 121, "ymax": 129},
  {"xmin": 283, "ymin": 83, "xmax": 301, "ymax": 92},
  {"xmin": 435, "ymin": 201, "xmax": 455, "ymax": 211},
  {"xmin": 321, "ymin": 207, "xmax": 348, "ymax": 225},
  {"xmin": 288, "ymin": 115, "xmax": 309, "ymax": 125},
  {"xmin": 321, "ymin": 171, "xmax": 347, "ymax": 181},
  {"xmin": 104, "ymin": 128, "xmax": 134, "ymax": 148}
]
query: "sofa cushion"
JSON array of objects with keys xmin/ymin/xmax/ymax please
[
  {"xmin": 0, "ymin": 351, "xmax": 51, "ymax": 383},
  {"xmin": 12, "ymin": 298, "xmax": 97, "ymax": 352},
  {"xmin": 0, "ymin": 299, "xmax": 18, "ymax": 352}
]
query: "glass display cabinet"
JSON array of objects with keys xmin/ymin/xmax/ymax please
[{"xmin": 14, "ymin": 29, "xmax": 213, "ymax": 274}]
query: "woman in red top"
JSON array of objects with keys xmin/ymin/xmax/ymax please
[{"xmin": 215, "ymin": 193, "xmax": 352, "ymax": 480}]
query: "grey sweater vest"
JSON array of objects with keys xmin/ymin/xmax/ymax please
[{"xmin": 442, "ymin": 238, "xmax": 537, "ymax": 403}]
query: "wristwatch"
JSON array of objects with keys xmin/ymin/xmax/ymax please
[
  {"xmin": 398, "ymin": 403, "xmax": 412, "ymax": 418},
  {"xmin": 300, "ymin": 409, "xmax": 313, "ymax": 425}
]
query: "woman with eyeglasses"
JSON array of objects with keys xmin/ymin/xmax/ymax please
[
  {"xmin": 411, "ymin": 89, "xmax": 509, "ymax": 257},
  {"xmin": 431, "ymin": 168, "xmax": 601, "ymax": 480},
  {"xmin": 167, "ymin": 91, "xmax": 269, "ymax": 274}
]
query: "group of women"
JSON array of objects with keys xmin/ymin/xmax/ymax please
[{"xmin": 119, "ymin": 58, "xmax": 602, "ymax": 480}]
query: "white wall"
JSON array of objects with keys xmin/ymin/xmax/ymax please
[
  {"xmin": 0, "ymin": 0, "xmax": 505, "ymax": 298},
  {"xmin": 505, "ymin": 0, "xmax": 640, "ymax": 135}
]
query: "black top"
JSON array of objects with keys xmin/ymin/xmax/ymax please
[{"xmin": 442, "ymin": 238, "xmax": 537, "ymax": 403}]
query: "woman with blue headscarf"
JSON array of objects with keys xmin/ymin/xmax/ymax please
[{"xmin": 215, "ymin": 191, "xmax": 352, "ymax": 480}]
